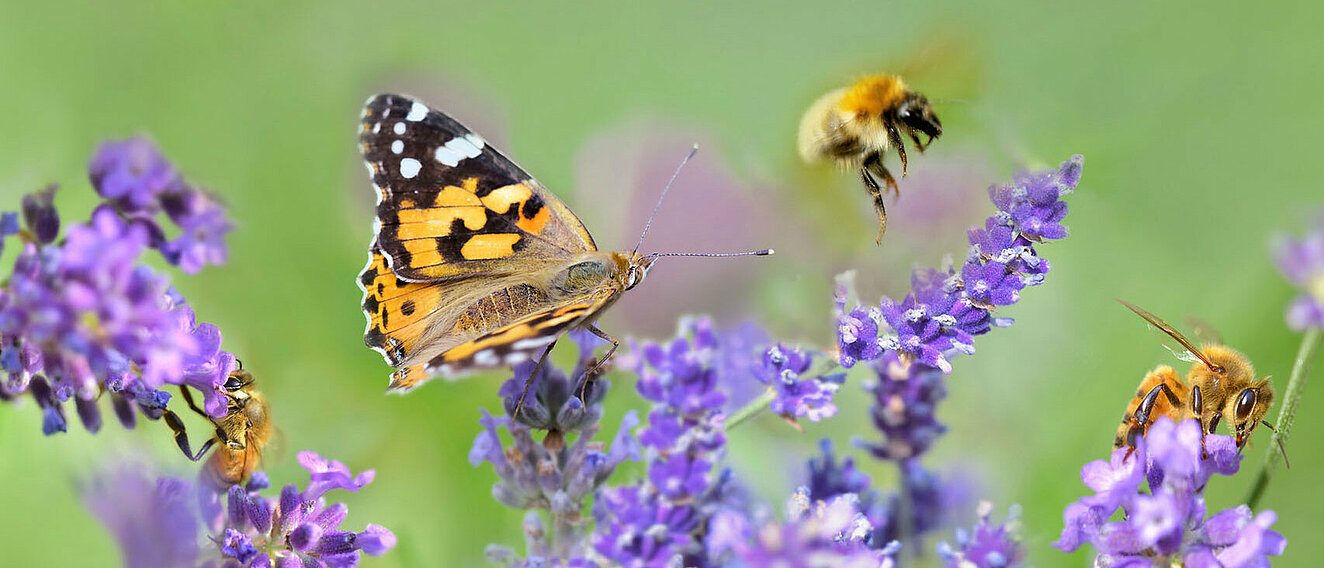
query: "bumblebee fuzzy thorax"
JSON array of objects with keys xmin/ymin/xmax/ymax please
[{"xmin": 839, "ymin": 75, "xmax": 911, "ymax": 119}]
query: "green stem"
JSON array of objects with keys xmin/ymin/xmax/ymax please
[
  {"xmin": 722, "ymin": 356, "xmax": 845, "ymax": 431},
  {"xmin": 725, "ymin": 389, "xmax": 774, "ymax": 431},
  {"xmin": 1245, "ymin": 327, "xmax": 1320, "ymax": 509}
]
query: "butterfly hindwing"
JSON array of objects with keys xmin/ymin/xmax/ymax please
[{"xmin": 359, "ymin": 94, "xmax": 596, "ymax": 282}]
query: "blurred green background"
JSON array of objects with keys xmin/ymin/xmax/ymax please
[{"xmin": 1, "ymin": 1, "xmax": 1321, "ymax": 566}]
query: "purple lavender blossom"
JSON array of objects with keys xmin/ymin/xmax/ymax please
[
  {"xmin": 2, "ymin": 140, "xmax": 237, "ymax": 434},
  {"xmin": 84, "ymin": 452, "xmax": 395, "ymax": 568},
  {"xmin": 754, "ymin": 344, "xmax": 844, "ymax": 423},
  {"xmin": 88, "ymin": 136, "xmax": 233, "ymax": 273},
  {"xmin": 1273, "ymin": 218, "xmax": 1324, "ymax": 331},
  {"xmin": 860, "ymin": 352, "xmax": 947, "ymax": 462},
  {"xmin": 593, "ymin": 317, "xmax": 733, "ymax": 567},
  {"xmin": 707, "ymin": 489, "xmax": 898, "ymax": 568},
  {"xmin": 1055, "ymin": 417, "xmax": 1285, "ymax": 566},
  {"xmin": 834, "ymin": 155, "xmax": 1081, "ymax": 373},
  {"xmin": 474, "ymin": 328, "xmax": 640, "ymax": 565},
  {"xmin": 937, "ymin": 502, "xmax": 1024, "ymax": 568}
]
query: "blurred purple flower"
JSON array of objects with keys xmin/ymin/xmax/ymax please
[
  {"xmin": 860, "ymin": 353, "xmax": 948, "ymax": 462},
  {"xmin": 707, "ymin": 489, "xmax": 898, "ymax": 568},
  {"xmin": 1055, "ymin": 417, "xmax": 1285, "ymax": 566},
  {"xmin": 937, "ymin": 502, "xmax": 1024, "ymax": 568},
  {"xmin": 85, "ymin": 453, "xmax": 395, "ymax": 568},
  {"xmin": 1273, "ymin": 218, "xmax": 1324, "ymax": 331},
  {"xmin": 2, "ymin": 140, "xmax": 237, "ymax": 434}
]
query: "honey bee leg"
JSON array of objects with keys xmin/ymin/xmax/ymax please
[
  {"xmin": 1124, "ymin": 382, "xmax": 1184, "ymax": 461},
  {"xmin": 514, "ymin": 339, "xmax": 559, "ymax": 418},
  {"xmin": 885, "ymin": 123, "xmax": 908, "ymax": 176},
  {"xmin": 162, "ymin": 409, "xmax": 216, "ymax": 461},
  {"xmin": 178, "ymin": 386, "xmax": 210, "ymax": 419}
]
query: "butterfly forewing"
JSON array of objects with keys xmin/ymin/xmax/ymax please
[
  {"xmin": 357, "ymin": 94, "xmax": 630, "ymax": 390},
  {"xmin": 359, "ymin": 94, "xmax": 596, "ymax": 282}
]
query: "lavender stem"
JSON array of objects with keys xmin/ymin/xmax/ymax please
[{"xmin": 1246, "ymin": 326, "xmax": 1319, "ymax": 508}]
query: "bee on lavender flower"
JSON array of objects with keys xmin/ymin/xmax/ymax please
[
  {"xmin": 797, "ymin": 74, "xmax": 943, "ymax": 243},
  {"xmin": 1114, "ymin": 300, "xmax": 1287, "ymax": 464},
  {"xmin": 162, "ymin": 365, "xmax": 274, "ymax": 490}
]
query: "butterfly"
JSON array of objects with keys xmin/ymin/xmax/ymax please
[{"xmin": 355, "ymin": 94, "xmax": 669, "ymax": 391}]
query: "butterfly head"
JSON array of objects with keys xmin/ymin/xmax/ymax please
[{"xmin": 625, "ymin": 253, "xmax": 656, "ymax": 291}]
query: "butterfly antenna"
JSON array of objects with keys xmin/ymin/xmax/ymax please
[
  {"xmin": 651, "ymin": 250, "xmax": 774, "ymax": 259},
  {"xmin": 633, "ymin": 144, "xmax": 699, "ymax": 255}
]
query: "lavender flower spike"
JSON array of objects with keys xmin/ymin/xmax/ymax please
[
  {"xmin": 1055, "ymin": 417, "xmax": 1285, "ymax": 566},
  {"xmin": 707, "ymin": 489, "xmax": 898, "ymax": 568},
  {"xmin": 85, "ymin": 452, "xmax": 395, "ymax": 568},
  {"xmin": 755, "ymin": 343, "xmax": 845, "ymax": 423},
  {"xmin": 1274, "ymin": 218, "xmax": 1324, "ymax": 331},
  {"xmin": 937, "ymin": 501, "xmax": 1024, "ymax": 568}
]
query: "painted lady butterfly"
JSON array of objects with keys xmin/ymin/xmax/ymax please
[{"xmin": 356, "ymin": 94, "xmax": 661, "ymax": 390}]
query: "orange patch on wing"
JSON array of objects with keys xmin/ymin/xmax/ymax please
[
  {"xmin": 403, "ymin": 239, "xmax": 444, "ymax": 267},
  {"xmin": 517, "ymin": 204, "xmax": 550, "ymax": 234},
  {"xmin": 460, "ymin": 234, "xmax": 521, "ymax": 260},
  {"xmin": 436, "ymin": 186, "xmax": 482, "ymax": 207},
  {"xmin": 480, "ymin": 184, "xmax": 533, "ymax": 214},
  {"xmin": 394, "ymin": 207, "xmax": 486, "ymax": 239},
  {"xmin": 363, "ymin": 251, "xmax": 440, "ymax": 357}
]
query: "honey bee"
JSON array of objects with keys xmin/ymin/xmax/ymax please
[
  {"xmin": 1114, "ymin": 300, "xmax": 1287, "ymax": 463},
  {"xmin": 797, "ymin": 74, "xmax": 943, "ymax": 243},
  {"xmin": 162, "ymin": 366, "xmax": 273, "ymax": 489}
]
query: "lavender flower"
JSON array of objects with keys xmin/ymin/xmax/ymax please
[
  {"xmin": 1, "ymin": 139, "xmax": 237, "ymax": 434},
  {"xmin": 474, "ymin": 329, "xmax": 640, "ymax": 565},
  {"xmin": 834, "ymin": 155, "xmax": 1081, "ymax": 373},
  {"xmin": 937, "ymin": 502, "xmax": 1024, "ymax": 568},
  {"xmin": 85, "ymin": 452, "xmax": 395, "ymax": 568},
  {"xmin": 1055, "ymin": 417, "xmax": 1285, "ymax": 566},
  {"xmin": 706, "ymin": 489, "xmax": 898, "ymax": 568},
  {"xmin": 754, "ymin": 344, "xmax": 844, "ymax": 423},
  {"xmin": 1273, "ymin": 218, "xmax": 1324, "ymax": 331},
  {"xmin": 593, "ymin": 317, "xmax": 734, "ymax": 567}
]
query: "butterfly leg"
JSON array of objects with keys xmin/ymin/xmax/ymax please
[
  {"xmin": 860, "ymin": 152, "xmax": 896, "ymax": 244},
  {"xmin": 578, "ymin": 325, "xmax": 620, "ymax": 400},
  {"xmin": 514, "ymin": 339, "xmax": 559, "ymax": 418}
]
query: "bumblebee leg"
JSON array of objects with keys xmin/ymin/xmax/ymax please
[
  {"xmin": 885, "ymin": 123, "xmax": 908, "ymax": 176},
  {"xmin": 162, "ymin": 408, "xmax": 216, "ymax": 462},
  {"xmin": 514, "ymin": 339, "xmax": 559, "ymax": 418},
  {"xmin": 909, "ymin": 130, "xmax": 927, "ymax": 151},
  {"xmin": 860, "ymin": 153, "xmax": 895, "ymax": 244}
]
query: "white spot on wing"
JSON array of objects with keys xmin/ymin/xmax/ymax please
[
  {"xmin": 393, "ymin": 122, "xmax": 406, "ymax": 135},
  {"xmin": 445, "ymin": 136, "xmax": 483, "ymax": 158},
  {"xmin": 400, "ymin": 158, "xmax": 421, "ymax": 178},
  {"xmin": 372, "ymin": 122, "xmax": 381, "ymax": 134},
  {"xmin": 503, "ymin": 352, "xmax": 531, "ymax": 364},
  {"xmin": 512, "ymin": 337, "xmax": 555, "ymax": 351},
  {"xmin": 464, "ymin": 133, "xmax": 487, "ymax": 150},
  {"xmin": 391, "ymin": 140, "xmax": 404, "ymax": 154},
  {"xmin": 406, "ymin": 101, "xmax": 428, "ymax": 121},
  {"xmin": 474, "ymin": 350, "xmax": 498, "ymax": 366},
  {"xmin": 434, "ymin": 146, "xmax": 462, "ymax": 166}
]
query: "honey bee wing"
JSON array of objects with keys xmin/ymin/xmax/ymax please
[{"xmin": 1117, "ymin": 299, "xmax": 1222, "ymax": 372}]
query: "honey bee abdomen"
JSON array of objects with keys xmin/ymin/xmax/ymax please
[{"xmin": 1115, "ymin": 365, "xmax": 1187, "ymax": 447}]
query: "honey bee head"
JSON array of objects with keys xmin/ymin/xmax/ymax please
[
  {"xmin": 1227, "ymin": 377, "xmax": 1275, "ymax": 449},
  {"xmin": 223, "ymin": 369, "xmax": 256, "ymax": 406},
  {"xmin": 895, "ymin": 92, "xmax": 943, "ymax": 140}
]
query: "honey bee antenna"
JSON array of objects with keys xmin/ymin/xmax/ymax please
[
  {"xmin": 649, "ymin": 249, "xmax": 774, "ymax": 259},
  {"xmin": 633, "ymin": 144, "xmax": 699, "ymax": 255},
  {"xmin": 1262, "ymin": 420, "xmax": 1290, "ymax": 469}
]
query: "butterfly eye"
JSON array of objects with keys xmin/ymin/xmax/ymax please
[{"xmin": 1234, "ymin": 388, "xmax": 1258, "ymax": 420}]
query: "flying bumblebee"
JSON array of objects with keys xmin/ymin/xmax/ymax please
[
  {"xmin": 797, "ymin": 74, "xmax": 943, "ymax": 243},
  {"xmin": 1114, "ymin": 300, "xmax": 1286, "ymax": 464},
  {"xmin": 162, "ymin": 365, "xmax": 273, "ymax": 489}
]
